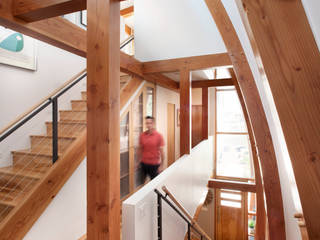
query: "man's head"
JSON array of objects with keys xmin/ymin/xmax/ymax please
[{"xmin": 145, "ymin": 116, "xmax": 155, "ymax": 131}]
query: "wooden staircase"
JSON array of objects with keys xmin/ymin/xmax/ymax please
[{"xmin": 0, "ymin": 74, "xmax": 133, "ymax": 226}]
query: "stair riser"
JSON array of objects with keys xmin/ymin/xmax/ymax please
[
  {"xmin": 12, "ymin": 153, "xmax": 52, "ymax": 170},
  {"xmin": 46, "ymin": 123, "xmax": 86, "ymax": 138},
  {"xmin": 60, "ymin": 111, "xmax": 86, "ymax": 122},
  {"xmin": 30, "ymin": 136, "xmax": 74, "ymax": 154},
  {"xmin": 71, "ymin": 101, "xmax": 87, "ymax": 111}
]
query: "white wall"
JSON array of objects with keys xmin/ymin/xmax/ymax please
[
  {"xmin": 23, "ymin": 159, "xmax": 87, "ymax": 240},
  {"xmin": 134, "ymin": 0, "xmax": 226, "ymax": 61},
  {"xmin": 122, "ymin": 137, "xmax": 213, "ymax": 240},
  {"xmin": 156, "ymin": 86, "xmax": 180, "ymax": 165}
]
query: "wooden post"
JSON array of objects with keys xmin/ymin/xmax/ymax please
[
  {"xmin": 87, "ymin": 0, "xmax": 120, "ymax": 239},
  {"xmin": 236, "ymin": 1, "xmax": 320, "ymax": 238},
  {"xmin": 202, "ymin": 87, "xmax": 208, "ymax": 140},
  {"xmin": 204, "ymin": 1, "xmax": 286, "ymax": 239},
  {"xmin": 180, "ymin": 68, "xmax": 191, "ymax": 155}
]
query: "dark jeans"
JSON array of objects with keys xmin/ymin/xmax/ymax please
[{"xmin": 141, "ymin": 162, "xmax": 160, "ymax": 181}]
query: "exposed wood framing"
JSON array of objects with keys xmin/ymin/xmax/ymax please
[
  {"xmin": 180, "ymin": 68, "xmax": 191, "ymax": 156},
  {"xmin": 204, "ymin": 1, "xmax": 286, "ymax": 239},
  {"xmin": 143, "ymin": 73, "xmax": 179, "ymax": 92},
  {"xmin": 13, "ymin": 0, "xmax": 87, "ymax": 22},
  {"xmin": 87, "ymin": 0, "xmax": 120, "ymax": 239},
  {"xmin": 231, "ymin": 69, "xmax": 266, "ymax": 240},
  {"xmin": 202, "ymin": 87, "xmax": 208, "ymax": 140},
  {"xmin": 208, "ymin": 179, "xmax": 256, "ymax": 193},
  {"xmin": 191, "ymin": 79, "xmax": 233, "ymax": 88},
  {"xmin": 120, "ymin": 77, "xmax": 143, "ymax": 109},
  {"xmin": 236, "ymin": 1, "xmax": 320, "ymax": 238},
  {"xmin": 0, "ymin": 0, "xmax": 87, "ymax": 57},
  {"xmin": 141, "ymin": 53, "xmax": 232, "ymax": 74}
]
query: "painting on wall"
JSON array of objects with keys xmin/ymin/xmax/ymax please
[{"xmin": 0, "ymin": 26, "xmax": 37, "ymax": 70}]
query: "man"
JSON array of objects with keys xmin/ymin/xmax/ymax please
[{"xmin": 138, "ymin": 116, "xmax": 165, "ymax": 181}]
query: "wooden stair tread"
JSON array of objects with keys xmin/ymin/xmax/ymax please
[
  {"xmin": 0, "ymin": 189, "xmax": 26, "ymax": 207},
  {"xmin": 71, "ymin": 100, "xmax": 86, "ymax": 103},
  {"xmin": 0, "ymin": 166, "xmax": 43, "ymax": 179},
  {"xmin": 30, "ymin": 135, "xmax": 76, "ymax": 140},
  {"xmin": 12, "ymin": 149, "xmax": 53, "ymax": 157}
]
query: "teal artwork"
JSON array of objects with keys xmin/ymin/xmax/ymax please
[{"xmin": 0, "ymin": 32, "xmax": 24, "ymax": 52}]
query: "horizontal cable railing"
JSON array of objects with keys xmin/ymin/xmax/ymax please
[{"xmin": 155, "ymin": 186, "xmax": 212, "ymax": 240}]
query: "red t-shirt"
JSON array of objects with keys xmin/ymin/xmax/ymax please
[{"xmin": 139, "ymin": 130, "xmax": 165, "ymax": 165}]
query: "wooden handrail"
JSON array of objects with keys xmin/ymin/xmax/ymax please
[
  {"xmin": 0, "ymin": 69, "xmax": 87, "ymax": 137},
  {"xmin": 162, "ymin": 186, "xmax": 212, "ymax": 240}
]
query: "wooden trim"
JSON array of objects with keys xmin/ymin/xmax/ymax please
[
  {"xmin": 179, "ymin": 68, "xmax": 191, "ymax": 156},
  {"xmin": 0, "ymin": 69, "xmax": 86, "ymax": 137},
  {"xmin": 13, "ymin": 0, "xmax": 87, "ymax": 22},
  {"xmin": 192, "ymin": 79, "xmax": 234, "ymax": 88},
  {"xmin": 120, "ymin": 6, "xmax": 134, "ymax": 17},
  {"xmin": 0, "ymin": 132, "xmax": 87, "ymax": 240},
  {"xmin": 202, "ymin": 87, "xmax": 208, "ymax": 140},
  {"xmin": 236, "ymin": 1, "xmax": 320, "ymax": 238},
  {"xmin": 208, "ymin": 179, "xmax": 256, "ymax": 193},
  {"xmin": 216, "ymin": 131, "xmax": 248, "ymax": 135},
  {"xmin": 141, "ymin": 53, "xmax": 232, "ymax": 74},
  {"xmin": 86, "ymin": 0, "xmax": 120, "ymax": 239},
  {"xmin": 120, "ymin": 77, "xmax": 144, "ymax": 110},
  {"xmin": 205, "ymin": 1, "xmax": 286, "ymax": 239}
]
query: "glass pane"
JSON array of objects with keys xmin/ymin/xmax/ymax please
[
  {"xmin": 221, "ymin": 192, "xmax": 242, "ymax": 201},
  {"xmin": 221, "ymin": 200, "xmax": 241, "ymax": 208},
  {"xmin": 217, "ymin": 90, "xmax": 247, "ymax": 132},
  {"xmin": 217, "ymin": 134, "xmax": 253, "ymax": 179},
  {"xmin": 146, "ymin": 87, "xmax": 154, "ymax": 117},
  {"xmin": 120, "ymin": 113, "xmax": 129, "ymax": 198},
  {"xmin": 135, "ymin": 167, "xmax": 144, "ymax": 188},
  {"xmin": 120, "ymin": 175, "xmax": 129, "ymax": 198}
]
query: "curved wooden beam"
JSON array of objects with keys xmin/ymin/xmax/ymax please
[
  {"xmin": 236, "ymin": 1, "xmax": 320, "ymax": 238},
  {"xmin": 204, "ymin": 1, "xmax": 286, "ymax": 239}
]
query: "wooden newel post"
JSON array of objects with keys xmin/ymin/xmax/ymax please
[{"xmin": 87, "ymin": 0, "xmax": 121, "ymax": 239}]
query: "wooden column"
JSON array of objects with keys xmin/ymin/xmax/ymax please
[
  {"xmin": 236, "ymin": 1, "xmax": 320, "ymax": 238},
  {"xmin": 180, "ymin": 68, "xmax": 191, "ymax": 155},
  {"xmin": 204, "ymin": 1, "xmax": 286, "ymax": 239},
  {"xmin": 87, "ymin": 0, "xmax": 120, "ymax": 239},
  {"xmin": 202, "ymin": 87, "xmax": 208, "ymax": 140}
]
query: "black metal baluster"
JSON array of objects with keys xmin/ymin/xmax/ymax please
[
  {"xmin": 188, "ymin": 223, "xmax": 191, "ymax": 240},
  {"xmin": 157, "ymin": 193, "xmax": 162, "ymax": 240},
  {"xmin": 52, "ymin": 97, "xmax": 58, "ymax": 163}
]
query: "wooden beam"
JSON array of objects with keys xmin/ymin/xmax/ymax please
[
  {"xmin": 87, "ymin": 0, "xmax": 120, "ymax": 239},
  {"xmin": 120, "ymin": 77, "xmax": 143, "ymax": 109},
  {"xmin": 180, "ymin": 68, "xmax": 191, "ymax": 156},
  {"xmin": 143, "ymin": 73, "xmax": 179, "ymax": 92},
  {"xmin": 141, "ymin": 53, "xmax": 232, "ymax": 74},
  {"xmin": 120, "ymin": 5, "xmax": 134, "ymax": 17},
  {"xmin": 202, "ymin": 87, "xmax": 208, "ymax": 140},
  {"xmin": 231, "ymin": 69, "xmax": 266, "ymax": 240},
  {"xmin": 204, "ymin": 1, "xmax": 286, "ymax": 239},
  {"xmin": 13, "ymin": 0, "xmax": 87, "ymax": 22},
  {"xmin": 191, "ymin": 78, "xmax": 234, "ymax": 88},
  {"xmin": 208, "ymin": 179, "xmax": 256, "ymax": 193},
  {"xmin": 0, "ymin": 0, "xmax": 87, "ymax": 57},
  {"xmin": 236, "ymin": 1, "xmax": 320, "ymax": 238}
]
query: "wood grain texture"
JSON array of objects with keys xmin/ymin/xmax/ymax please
[
  {"xmin": 180, "ymin": 68, "xmax": 191, "ymax": 156},
  {"xmin": 192, "ymin": 105, "xmax": 202, "ymax": 148},
  {"xmin": 191, "ymin": 79, "xmax": 233, "ymax": 88},
  {"xmin": 0, "ymin": 0, "xmax": 86, "ymax": 57},
  {"xmin": 141, "ymin": 53, "xmax": 232, "ymax": 74},
  {"xmin": 231, "ymin": 69, "xmax": 266, "ymax": 240},
  {"xmin": 13, "ymin": 0, "xmax": 87, "ymax": 22},
  {"xmin": 236, "ymin": 1, "xmax": 320, "ymax": 238},
  {"xmin": 0, "ymin": 132, "xmax": 87, "ymax": 240},
  {"xmin": 120, "ymin": 77, "xmax": 143, "ymax": 109},
  {"xmin": 208, "ymin": 179, "xmax": 256, "ymax": 193},
  {"xmin": 87, "ymin": 0, "xmax": 120, "ymax": 239},
  {"xmin": 204, "ymin": 1, "xmax": 286, "ymax": 239},
  {"xmin": 120, "ymin": 6, "xmax": 133, "ymax": 17},
  {"xmin": 202, "ymin": 87, "xmax": 208, "ymax": 140}
]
